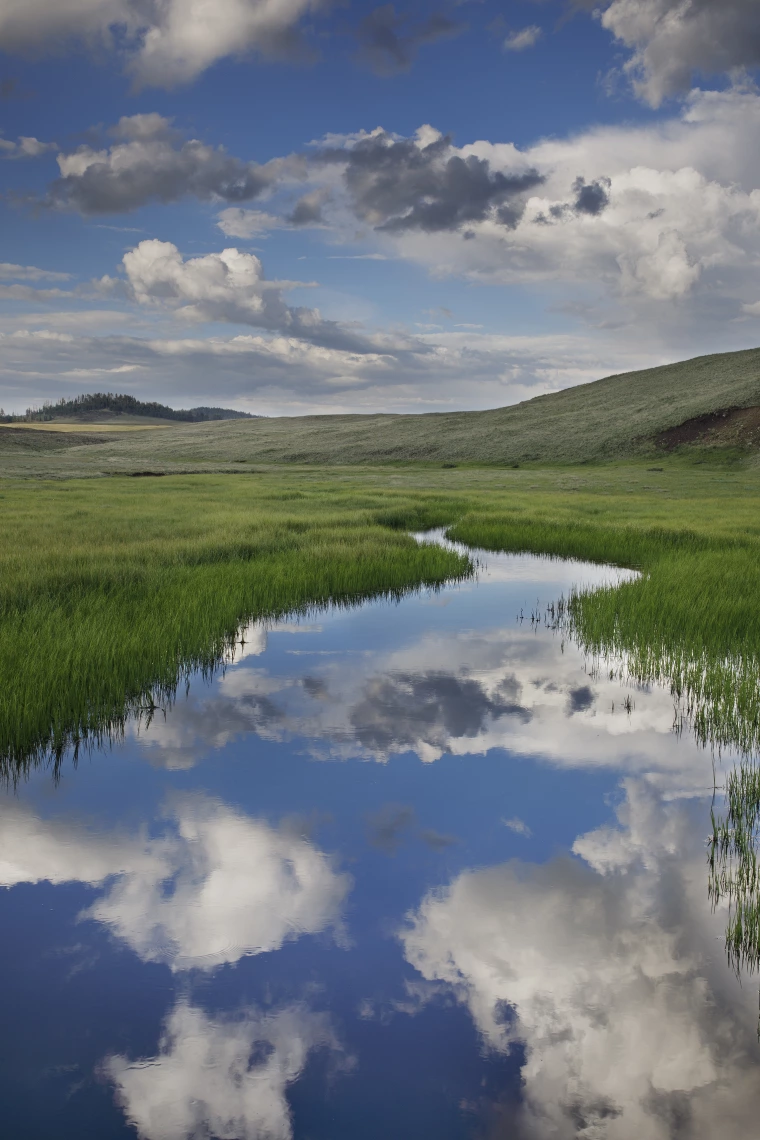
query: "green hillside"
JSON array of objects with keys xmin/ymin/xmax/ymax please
[{"xmin": 3, "ymin": 346, "xmax": 760, "ymax": 474}]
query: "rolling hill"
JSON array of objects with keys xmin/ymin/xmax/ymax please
[{"xmin": 3, "ymin": 346, "xmax": 760, "ymax": 475}]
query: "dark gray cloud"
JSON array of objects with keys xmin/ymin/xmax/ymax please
[
  {"xmin": 573, "ymin": 176, "xmax": 611, "ymax": 216},
  {"xmin": 287, "ymin": 190, "xmax": 327, "ymax": 226},
  {"xmin": 350, "ymin": 670, "xmax": 530, "ymax": 754},
  {"xmin": 45, "ymin": 115, "xmax": 293, "ymax": 216},
  {"xmin": 355, "ymin": 5, "xmax": 464, "ymax": 76},
  {"xmin": 567, "ymin": 685, "xmax": 594, "ymax": 715},
  {"xmin": 316, "ymin": 130, "xmax": 544, "ymax": 233},
  {"xmin": 598, "ymin": 0, "xmax": 760, "ymax": 106}
]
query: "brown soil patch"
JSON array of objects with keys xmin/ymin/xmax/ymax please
[{"xmin": 655, "ymin": 405, "xmax": 760, "ymax": 451}]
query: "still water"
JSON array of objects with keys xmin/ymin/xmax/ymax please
[{"xmin": 2, "ymin": 542, "xmax": 758, "ymax": 1139}]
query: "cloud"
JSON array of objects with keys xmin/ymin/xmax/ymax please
[
  {"xmin": 306, "ymin": 90, "xmax": 760, "ymax": 310},
  {"xmin": 0, "ymin": 134, "xmax": 56, "ymax": 158},
  {"xmin": 47, "ymin": 114, "xmax": 292, "ymax": 215},
  {"xmin": 599, "ymin": 0, "xmax": 760, "ymax": 107},
  {"xmin": 0, "ymin": 262, "xmax": 71, "ymax": 282},
  {"xmin": 0, "ymin": 795, "xmax": 350, "ymax": 971},
  {"xmin": 287, "ymin": 189, "xmax": 329, "ymax": 226},
  {"xmin": 572, "ymin": 175, "xmax": 611, "ymax": 216},
  {"xmin": 217, "ymin": 207, "xmax": 284, "ymax": 238},
  {"xmin": 0, "ymin": 318, "xmax": 704, "ymax": 416},
  {"xmin": 106, "ymin": 1000, "xmax": 343, "ymax": 1140},
  {"xmin": 503, "ymin": 25, "xmax": 542, "ymax": 52},
  {"xmin": 355, "ymin": 5, "xmax": 464, "ymax": 76},
  {"xmin": 401, "ymin": 779, "xmax": 760, "ymax": 1139},
  {"xmin": 348, "ymin": 670, "xmax": 530, "ymax": 757},
  {"xmin": 114, "ymin": 238, "xmax": 389, "ymax": 354},
  {"xmin": 0, "ymin": 0, "xmax": 329, "ymax": 89},
  {"xmin": 313, "ymin": 125, "xmax": 545, "ymax": 233},
  {"xmin": 502, "ymin": 817, "xmax": 531, "ymax": 837}
]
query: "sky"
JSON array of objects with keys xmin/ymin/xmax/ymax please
[{"xmin": 0, "ymin": 1, "xmax": 759, "ymax": 416}]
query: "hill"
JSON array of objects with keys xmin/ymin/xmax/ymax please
[
  {"xmin": 0, "ymin": 392, "xmax": 258, "ymax": 425},
  {"xmin": 2, "ymin": 347, "xmax": 760, "ymax": 474}
]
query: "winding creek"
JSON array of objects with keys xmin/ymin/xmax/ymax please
[{"xmin": 2, "ymin": 541, "xmax": 759, "ymax": 1139}]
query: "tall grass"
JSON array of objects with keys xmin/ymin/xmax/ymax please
[{"xmin": 0, "ymin": 476, "xmax": 470, "ymax": 780}]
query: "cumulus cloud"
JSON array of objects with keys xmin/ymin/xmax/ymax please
[
  {"xmin": 503, "ymin": 25, "xmax": 542, "ymax": 52},
  {"xmin": 302, "ymin": 90, "xmax": 760, "ymax": 309},
  {"xmin": 401, "ymin": 779, "xmax": 760, "ymax": 1139},
  {"xmin": 314, "ymin": 125, "xmax": 544, "ymax": 233},
  {"xmin": 47, "ymin": 114, "xmax": 292, "ymax": 215},
  {"xmin": 0, "ymin": 0, "xmax": 328, "ymax": 88},
  {"xmin": 0, "ymin": 795, "xmax": 350, "ymax": 970},
  {"xmin": 600, "ymin": 0, "xmax": 760, "ymax": 107},
  {"xmin": 106, "ymin": 1000, "xmax": 343, "ymax": 1140},
  {"xmin": 113, "ymin": 238, "xmax": 388, "ymax": 353},
  {"xmin": 355, "ymin": 5, "xmax": 463, "ymax": 76}
]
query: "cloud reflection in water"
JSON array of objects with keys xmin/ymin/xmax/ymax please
[
  {"xmin": 0, "ymin": 795, "xmax": 351, "ymax": 971},
  {"xmin": 106, "ymin": 1000, "xmax": 346, "ymax": 1140},
  {"xmin": 402, "ymin": 779, "xmax": 760, "ymax": 1139}
]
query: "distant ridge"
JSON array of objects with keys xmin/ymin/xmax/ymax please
[
  {"xmin": 74, "ymin": 346, "xmax": 760, "ymax": 468},
  {"xmin": 0, "ymin": 392, "xmax": 259, "ymax": 424},
  {"xmin": 3, "ymin": 348, "xmax": 760, "ymax": 470}
]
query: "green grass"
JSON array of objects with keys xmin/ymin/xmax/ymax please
[
  {"xmin": 0, "ymin": 474, "xmax": 472, "ymax": 779},
  {"xmin": 2, "ymin": 347, "xmax": 760, "ymax": 476}
]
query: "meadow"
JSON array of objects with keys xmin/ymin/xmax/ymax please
[{"xmin": 2, "ymin": 456, "xmax": 760, "ymax": 777}]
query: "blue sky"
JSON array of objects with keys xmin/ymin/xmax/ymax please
[{"xmin": 0, "ymin": 0, "xmax": 759, "ymax": 414}]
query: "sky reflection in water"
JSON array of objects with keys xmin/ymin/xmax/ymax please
[{"xmin": 1, "ymin": 548, "xmax": 758, "ymax": 1139}]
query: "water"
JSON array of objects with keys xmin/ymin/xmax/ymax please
[{"xmin": 2, "ymin": 544, "xmax": 759, "ymax": 1139}]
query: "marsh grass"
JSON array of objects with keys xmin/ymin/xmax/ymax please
[{"xmin": 0, "ymin": 476, "xmax": 471, "ymax": 780}]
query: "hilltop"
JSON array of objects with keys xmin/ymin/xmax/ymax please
[
  {"xmin": 0, "ymin": 392, "xmax": 258, "ymax": 426},
  {"xmin": 2, "ymin": 347, "xmax": 760, "ymax": 475}
]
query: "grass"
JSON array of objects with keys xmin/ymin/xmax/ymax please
[
  {"xmin": 0, "ymin": 474, "xmax": 473, "ymax": 780},
  {"xmin": 3, "ymin": 347, "xmax": 760, "ymax": 474}
]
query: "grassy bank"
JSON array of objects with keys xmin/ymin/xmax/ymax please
[
  {"xmin": 0, "ymin": 474, "xmax": 472, "ymax": 778},
  {"xmin": 3, "ymin": 458, "xmax": 760, "ymax": 779}
]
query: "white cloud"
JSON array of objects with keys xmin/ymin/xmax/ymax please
[
  {"xmin": 106, "ymin": 1000, "xmax": 342, "ymax": 1140},
  {"xmin": 294, "ymin": 90, "xmax": 760, "ymax": 317},
  {"xmin": 0, "ymin": 795, "xmax": 350, "ymax": 970},
  {"xmin": 503, "ymin": 26, "xmax": 542, "ymax": 53},
  {"xmin": 0, "ymin": 0, "xmax": 327, "ymax": 88},
  {"xmin": 0, "ymin": 262, "xmax": 71, "ymax": 282},
  {"xmin": 401, "ymin": 778, "xmax": 760, "ymax": 1139},
  {"xmin": 115, "ymin": 238, "xmax": 384, "ymax": 353},
  {"xmin": 600, "ymin": 0, "xmax": 760, "ymax": 107}
]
